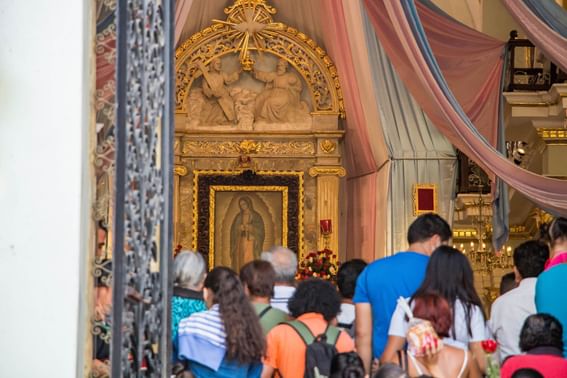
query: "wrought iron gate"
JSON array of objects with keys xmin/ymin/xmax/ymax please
[{"xmin": 111, "ymin": 0, "xmax": 174, "ymax": 376}]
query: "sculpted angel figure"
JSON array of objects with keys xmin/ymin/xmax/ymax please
[
  {"xmin": 253, "ymin": 59, "xmax": 308, "ymax": 123},
  {"xmin": 198, "ymin": 58, "xmax": 241, "ymax": 124}
]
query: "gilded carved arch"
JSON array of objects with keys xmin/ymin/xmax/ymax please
[{"xmin": 175, "ymin": 0, "xmax": 345, "ymax": 118}]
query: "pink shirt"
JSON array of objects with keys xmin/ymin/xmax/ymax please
[{"xmin": 544, "ymin": 251, "xmax": 567, "ymax": 271}]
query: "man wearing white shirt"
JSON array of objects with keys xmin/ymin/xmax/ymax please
[
  {"xmin": 261, "ymin": 246, "xmax": 297, "ymax": 313},
  {"xmin": 489, "ymin": 240, "xmax": 549, "ymax": 362}
]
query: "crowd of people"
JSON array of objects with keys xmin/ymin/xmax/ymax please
[{"xmin": 171, "ymin": 214, "xmax": 567, "ymax": 378}]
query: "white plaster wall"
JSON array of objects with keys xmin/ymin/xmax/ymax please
[{"xmin": 0, "ymin": 1, "xmax": 90, "ymax": 377}]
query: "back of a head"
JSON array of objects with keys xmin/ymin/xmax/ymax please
[
  {"xmin": 499, "ymin": 272, "xmax": 517, "ymax": 295},
  {"xmin": 549, "ymin": 217, "xmax": 567, "ymax": 247},
  {"xmin": 407, "ymin": 213, "xmax": 452, "ymax": 245},
  {"xmin": 511, "ymin": 368, "xmax": 544, "ymax": 378},
  {"xmin": 337, "ymin": 259, "xmax": 367, "ymax": 299},
  {"xmin": 204, "ymin": 266, "xmax": 265, "ymax": 363},
  {"xmin": 373, "ymin": 363, "xmax": 408, "ymax": 378},
  {"xmin": 513, "ymin": 240, "xmax": 549, "ymax": 279},
  {"xmin": 412, "ymin": 293, "xmax": 452, "ymax": 338},
  {"xmin": 519, "ymin": 313, "xmax": 564, "ymax": 352},
  {"xmin": 416, "ymin": 246, "xmax": 482, "ymax": 310},
  {"xmin": 174, "ymin": 250, "xmax": 206, "ymax": 289},
  {"xmin": 288, "ymin": 278, "xmax": 341, "ymax": 321},
  {"xmin": 260, "ymin": 246, "xmax": 297, "ymax": 283},
  {"xmin": 330, "ymin": 352, "xmax": 365, "ymax": 378},
  {"xmin": 239, "ymin": 260, "xmax": 276, "ymax": 298}
]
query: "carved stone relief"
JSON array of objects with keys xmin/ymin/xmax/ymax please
[{"xmin": 184, "ymin": 55, "xmax": 312, "ymax": 131}]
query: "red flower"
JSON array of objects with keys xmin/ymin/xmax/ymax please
[{"xmin": 481, "ymin": 339, "xmax": 498, "ymax": 354}]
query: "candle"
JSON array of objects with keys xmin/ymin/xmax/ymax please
[{"xmin": 320, "ymin": 219, "xmax": 332, "ymax": 234}]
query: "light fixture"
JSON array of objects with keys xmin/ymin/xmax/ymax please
[{"xmin": 506, "ymin": 141, "xmax": 528, "ymax": 165}]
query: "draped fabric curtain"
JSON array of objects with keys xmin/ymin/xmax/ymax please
[
  {"xmin": 364, "ymin": 0, "xmax": 567, "ymax": 214},
  {"xmin": 175, "ymin": 0, "xmax": 194, "ymax": 46},
  {"xmin": 502, "ymin": 0, "xmax": 567, "ymax": 73},
  {"xmin": 317, "ymin": 0, "xmax": 387, "ymax": 262},
  {"xmin": 361, "ymin": 10, "xmax": 457, "ymax": 253},
  {"xmin": 522, "ymin": 0, "xmax": 567, "ymax": 38}
]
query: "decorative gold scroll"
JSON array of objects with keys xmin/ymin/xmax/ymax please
[{"xmin": 182, "ymin": 140, "xmax": 315, "ymax": 156}]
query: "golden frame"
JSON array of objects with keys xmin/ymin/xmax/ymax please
[
  {"xmin": 192, "ymin": 170, "xmax": 304, "ymax": 269},
  {"xmin": 412, "ymin": 184, "xmax": 438, "ymax": 216}
]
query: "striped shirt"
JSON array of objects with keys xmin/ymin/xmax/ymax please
[{"xmin": 178, "ymin": 304, "xmax": 226, "ymax": 347}]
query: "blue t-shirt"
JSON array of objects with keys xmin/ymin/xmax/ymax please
[
  {"xmin": 535, "ymin": 263, "xmax": 567, "ymax": 357},
  {"xmin": 353, "ymin": 251, "xmax": 429, "ymax": 358}
]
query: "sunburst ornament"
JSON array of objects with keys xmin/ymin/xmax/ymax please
[{"xmin": 213, "ymin": 0, "xmax": 285, "ymax": 70}]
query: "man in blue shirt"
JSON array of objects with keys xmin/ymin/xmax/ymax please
[{"xmin": 353, "ymin": 213, "xmax": 452, "ymax": 373}]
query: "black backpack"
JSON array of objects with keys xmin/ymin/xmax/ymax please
[{"xmin": 285, "ymin": 320, "xmax": 340, "ymax": 378}]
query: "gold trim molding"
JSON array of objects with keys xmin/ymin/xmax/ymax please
[
  {"xmin": 175, "ymin": 0, "xmax": 345, "ymax": 118},
  {"xmin": 181, "ymin": 140, "xmax": 315, "ymax": 156},
  {"xmin": 308, "ymin": 166, "xmax": 346, "ymax": 177},
  {"xmin": 412, "ymin": 184, "xmax": 438, "ymax": 216},
  {"xmin": 538, "ymin": 128, "xmax": 567, "ymax": 143},
  {"xmin": 174, "ymin": 165, "xmax": 189, "ymax": 176}
]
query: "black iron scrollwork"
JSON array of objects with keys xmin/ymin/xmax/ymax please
[{"xmin": 111, "ymin": 0, "xmax": 173, "ymax": 376}]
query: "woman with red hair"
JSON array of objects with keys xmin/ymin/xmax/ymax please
[{"xmin": 385, "ymin": 293, "xmax": 481, "ymax": 378}]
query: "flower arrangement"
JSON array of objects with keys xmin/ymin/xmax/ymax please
[
  {"xmin": 481, "ymin": 339, "xmax": 500, "ymax": 378},
  {"xmin": 297, "ymin": 248, "xmax": 337, "ymax": 281}
]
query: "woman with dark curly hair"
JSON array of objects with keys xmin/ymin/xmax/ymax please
[
  {"xmin": 382, "ymin": 246, "xmax": 487, "ymax": 372},
  {"xmin": 262, "ymin": 278, "xmax": 355, "ymax": 378},
  {"xmin": 177, "ymin": 267, "xmax": 265, "ymax": 377},
  {"xmin": 500, "ymin": 314, "xmax": 567, "ymax": 378}
]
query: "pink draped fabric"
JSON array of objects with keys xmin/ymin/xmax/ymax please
[
  {"xmin": 366, "ymin": 1, "xmax": 505, "ymax": 147},
  {"xmin": 316, "ymin": 1, "xmax": 379, "ymax": 177},
  {"xmin": 175, "ymin": 0, "xmax": 194, "ymax": 46},
  {"xmin": 364, "ymin": 0, "xmax": 567, "ymax": 213},
  {"xmin": 502, "ymin": 0, "xmax": 567, "ymax": 73},
  {"xmin": 317, "ymin": 0, "xmax": 388, "ymax": 260}
]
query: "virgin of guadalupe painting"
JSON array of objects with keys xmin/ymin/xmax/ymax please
[{"xmin": 230, "ymin": 196, "xmax": 265, "ymax": 269}]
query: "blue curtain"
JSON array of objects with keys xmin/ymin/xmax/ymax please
[
  {"xmin": 523, "ymin": 0, "xmax": 567, "ymax": 38},
  {"xmin": 492, "ymin": 46, "xmax": 511, "ymax": 252}
]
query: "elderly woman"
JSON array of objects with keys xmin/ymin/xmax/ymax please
[{"xmin": 172, "ymin": 251, "xmax": 207, "ymax": 350}]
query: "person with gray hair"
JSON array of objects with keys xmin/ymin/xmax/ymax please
[
  {"xmin": 172, "ymin": 250, "xmax": 207, "ymax": 356},
  {"xmin": 261, "ymin": 245, "xmax": 297, "ymax": 313}
]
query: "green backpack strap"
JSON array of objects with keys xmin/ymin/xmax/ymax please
[
  {"xmin": 284, "ymin": 320, "xmax": 315, "ymax": 345},
  {"xmin": 284, "ymin": 320, "xmax": 341, "ymax": 346},
  {"xmin": 324, "ymin": 325, "xmax": 340, "ymax": 346}
]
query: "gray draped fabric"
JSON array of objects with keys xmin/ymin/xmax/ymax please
[{"xmin": 362, "ymin": 12, "xmax": 457, "ymax": 253}]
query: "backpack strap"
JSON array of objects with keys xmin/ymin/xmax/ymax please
[
  {"xmin": 324, "ymin": 325, "xmax": 340, "ymax": 346},
  {"xmin": 258, "ymin": 305, "xmax": 273, "ymax": 319},
  {"xmin": 284, "ymin": 320, "xmax": 341, "ymax": 346},
  {"xmin": 284, "ymin": 320, "xmax": 315, "ymax": 345}
]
